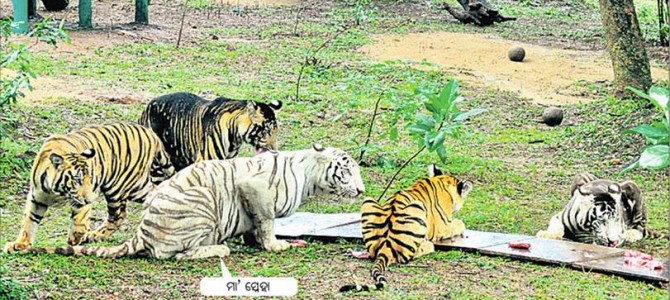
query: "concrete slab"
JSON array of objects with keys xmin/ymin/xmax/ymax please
[
  {"xmin": 434, "ymin": 230, "xmax": 532, "ymax": 250},
  {"xmin": 273, "ymin": 213, "xmax": 668, "ymax": 283},
  {"xmin": 480, "ymin": 237, "xmax": 624, "ymax": 264},
  {"xmin": 274, "ymin": 212, "xmax": 360, "ymax": 237},
  {"xmin": 572, "ymin": 256, "xmax": 669, "ymax": 282}
]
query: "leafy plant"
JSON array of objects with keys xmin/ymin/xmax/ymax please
[
  {"xmin": 0, "ymin": 18, "xmax": 69, "ymax": 137},
  {"xmin": 377, "ymin": 79, "xmax": 485, "ymax": 201},
  {"xmin": 621, "ymin": 85, "xmax": 669, "ymax": 173}
]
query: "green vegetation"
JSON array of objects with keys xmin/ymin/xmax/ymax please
[
  {"xmin": 0, "ymin": 18, "xmax": 69, "ymax": 135},
  {"xmin": 0, "ymin": 0, "xmax": 667, "ymax": 299},
  {"xmin": 622, "ymin": 85, "xmax": 670, "ymax": 172}
]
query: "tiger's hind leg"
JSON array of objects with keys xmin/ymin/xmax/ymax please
[
  {"xmin": 536, "ymin": 214, "xmax": 565, "ymax": 240},
  {"xmin": 174, "ymin": 244, "xmax": 231, "ymax": 260}
]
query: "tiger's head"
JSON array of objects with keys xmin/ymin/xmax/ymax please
[
  {"xmin": 429, "ymin": 164, "xmax": 473, "ymax": 213},
  {"xmin": 45, "ymin": 149, "xmax": 97, "ymax": 207},
  {"xmin": 242, "ymin": 100, "xmax": 282, "ymax": 155},
  {"xmin": 312, "ymin": 144, "xmax": 365, "ymax": 198},
  {"xmin": 572, "ymin": 180, "xmax": 625, "ymax": 247}
]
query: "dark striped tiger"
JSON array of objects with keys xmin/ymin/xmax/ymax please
[
  {"xmin": 138, "ymin": 92, "xmax": 282, "ymax": 171},
  {"xmin": 3, "ymin": 123, "xmax": 174, "ymax": 253},
  {"xmin": 340, "ymin": 164, "xmax": 473, "ymax": 293},
  {"xmin": 536, "ymin": 172, "xmax": 666, "ymax": 247},
  {"xmin": 29, "ymin": 145, "xmax": 365, "ymax": 259}
]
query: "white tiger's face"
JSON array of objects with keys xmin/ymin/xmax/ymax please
[
  {"xmin": 574, "ymin": 183, "xmax": 626, "ymax": 247},
  {"xmin": 314, "ymin": 146, "xmax": 365, "ymax": 198}
]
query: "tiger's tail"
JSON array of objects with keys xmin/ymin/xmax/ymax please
[
  {"xmin": 30, "ymin": 235, "xmax": 144, "ymax": 259},
  {"xmin": 339, "ymin": 252, "xmax": 390, "ymax": 293}
]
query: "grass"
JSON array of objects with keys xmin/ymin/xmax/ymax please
[{"xmin": 0, "ymin": 0, "xmax": 668, "ymax": 299}]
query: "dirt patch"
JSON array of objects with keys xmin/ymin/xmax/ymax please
[
  {"xmin": 214, "ymin": 0, "xmax": 298, "ymax": 6},
  {"xmin": 359, "ymin": 32, "xmax": 669, "ymax": 105},
  {"xmin": 14, "ymin": 74, "xmax": 153, "ymax": 104}
]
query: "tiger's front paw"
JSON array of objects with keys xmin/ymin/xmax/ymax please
[
  {"xmin": 536, "ymin": 230, "xmax": 561, "ymax": 240},
  {"xmin": 263, "ymin": 239, "xmax": 291, "ymax": 252},
  {"xmin": 624, "ymin": 229, "xmax": 643, "ymax": 242},
  {"xmin": 67, "ymin": 231, "xmax": 86, "ymax": 246},
  {"xmin": 4, "ymin": 240, "xmax": 31, "ymax": 253}
]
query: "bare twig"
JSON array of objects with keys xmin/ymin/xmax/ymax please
[
  {"xmin": 376, "ymin": 120, "xmax": 445, "ymax": 202},
  {"xmin": 358, "ymin": 93, "xmax": 384, "ymax": 163},
  {"xmin": 292, "ymin": 3, "xmax": 305, "ymax": 36},
  {"xmin": 176, "ymin": 7, "xmax": 187, "ymax": 48},
  {"xmin": 295, "ymin": 24, "xmax": 353, "ymax": 102},
  {"xmin": 376, "ymin": 145, "xmax": 426, "ymax": 202}
]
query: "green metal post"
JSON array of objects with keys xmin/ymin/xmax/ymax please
[
  {"xmin": 135, "ymin": 0, "xmax": 149, "ymax": 24},
  {"xmin": 79, "ymin": 0, "xmax": 93, "ymax": 28},
  {"xmin": 11, "ymin": 0, "xmax": 29, "ymax": 34},
  {"xmin": 28, "ymin": 0, "xmax": 36, "ymax": 18}
]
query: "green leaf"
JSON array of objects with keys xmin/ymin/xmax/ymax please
[
  {"xmin": 627, "ymin": 85, "xmax": 669, "ymax": 114},
  {"xmin": 623, "ymin": 123, "xmax": 669, "ymax": 144},
  {"xmin": 389, "ymin": 127, "xmax": 398, "ymax": 141},
  {"xmin": 619, "ymin": 160, "xmax": 639, "ymax": 174},
  {"xmin": 648, "ymin": 85, "xmax": 669, "ymax": 113},
  {"xmin": 436, "ymin": 146, "xmax": 447, "ymax": 164},
  {"xmin": 407, "ymin": 124, "xmax": 428, "ymax": 135},
  {"xmin": 453, "ymin": 108, "xmax": 487, "ymax": 122},
  {"xmin": 427, "ymin": 130, "xmax": 446, "ymax": 151},
  {"xmin": 638, "ymin": 145, "xmax": 669, "ymax": 169},
  {"xmin": 414, "ymin": 113, "xmax": 436, "ymax": 129}
]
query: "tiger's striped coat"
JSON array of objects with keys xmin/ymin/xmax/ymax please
[
  {"xmin": 536, "ymin": 173, "xmax": 665, "ymax": 247},
  {"xmin": 340, "ymin": 164, "xmax": 473, "ymax": 293},
  {"xmin": 4, "ymin": 123, "xmax": 174, "ymax": 253},
  {"xmin": 138, "ymin": 92, "xmax": 282, "ymax": 171},
  {"xmin": 30, "ymin": 145, "xmax": 364, "ymax": 259}
]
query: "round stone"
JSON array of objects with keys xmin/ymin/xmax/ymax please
[
  {"xmin": 508, "ymin": 47, "xmax": 526, "ymax": 62},
  {"xmin": 542, "ymin": 107, "xmax": 564, "ymax": 127}
]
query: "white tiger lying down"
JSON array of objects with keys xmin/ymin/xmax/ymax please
[
  {"xmin": 31, "ymin": 145, "xmax": 365, "ymax": 259},
  {"xmin": 536, "ymin": 172, "xmax": 665, "ymax": 247}
]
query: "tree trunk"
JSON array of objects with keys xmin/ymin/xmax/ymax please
[
  {"xmin": 598, "ymin": 0, "xmax": 652, "ymax": 97},
  {"xmin": 441, "ymin": 0, "xmax": 516, "ymax": 26}
]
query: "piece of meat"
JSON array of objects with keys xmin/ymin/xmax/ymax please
[
  {"xmin": 623, "ymin": 250, "xmax": 664, "ymax": 270},
  {"xmin": 291, "ymin": 240, "xmax": 307, "ymax": 247},
  {"xmin": 508, "ymin": 241, "xmax": 531, "ymax": 249},
  {"xmin": 347, "ymin": 248, "xmax": 370, "ymax": 259}
]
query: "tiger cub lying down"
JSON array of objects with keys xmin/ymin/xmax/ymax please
[
  {"xmin": 536, "ymin": 172, "xmax": 665, "ymax": 247},
  {"xmin": 4, "ymin": 123, "xmax": 175, "ymax": 253},
  {"xmin": 31, "ymin": 145, "xmax": 365, "ymax": 259},
  {"xmin": 340, "ymin": 165, "xmax": 473, "ymax": 293}
]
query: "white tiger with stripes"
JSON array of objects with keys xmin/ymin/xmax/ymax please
[
  {"xmin": 536, "ymin": 172, "xmax": 665, "ymax": 247},
  {"xmin": 31, "ymin": 144, "xmax": 365, "ymax": 259}
]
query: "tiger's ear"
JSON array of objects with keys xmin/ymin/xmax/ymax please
[
  {"xmin": 458, "ymin": 180, "xmax": 474, "ymax": 198},
  {"xmin": 50, "ymin": 153, "xmax": 64, "ymax": 168},
  {"xmin": 313, "ymin": 144, "xmax": 325, "ymax": 152},
  {"xmin": 607, "ymin": 183, "xmax": 621, "ymax": 194},
  {"xmin": 429, "ymin": 164, "xmax": 444, "ymax": 177},
  {"xmin": 620, "ymin": 180, "xmax": 642, "ymax": 211},
  {"xmin": 570, "ymin": 172, "xmax": 598, "ymax": 197},
  {"xmin": 269, "ymin": 100, "xmax": 282, "ymax": 110},
  {"xmin": 246, "ymin": 101, "xmax": 262, "ymax": 123},
  {"xmin": 81, "ymin": 149, "xmax": 95, "ymax": 159}
]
